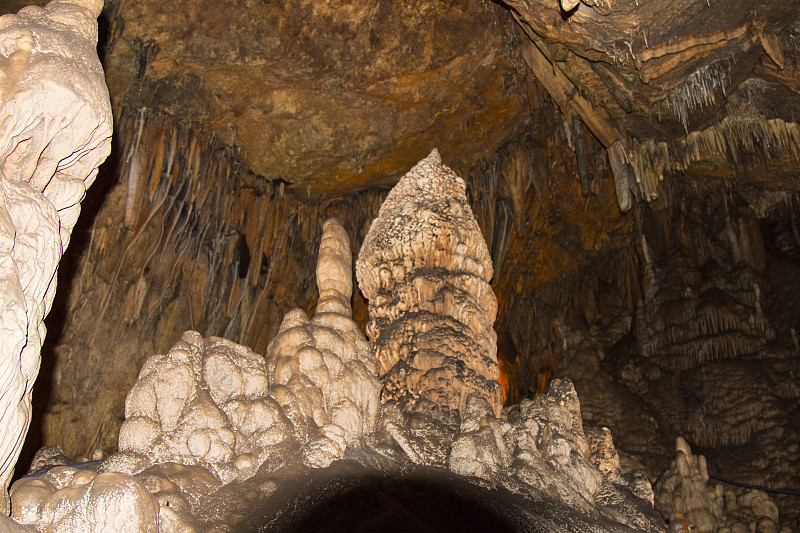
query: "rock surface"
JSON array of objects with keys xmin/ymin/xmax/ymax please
[
  {"xmin": 357, "ymin": 149, "xmax": 503, "ymax": 428},
  {"xmin": 0, "ymin": 0, "xmax": 111, "ymax": 511},
  {"xmin": 654, "ymin": 437, "xmax": 785, "ymax": 533},
  {"xmin": 115, "ymin": 218, "xmax": 378, "ymax": 481},
  {"xmin": 102, "ymin": 0, "xmax": 529, "ymax": 192},
  {"xmin": 9, "ymin": 153, "xmax": 665, "ymax": 532}
]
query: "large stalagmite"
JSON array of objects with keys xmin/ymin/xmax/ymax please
[
  {"xmin": 0, "ymin": 0, "xmax": 112, "ymax": 512},
  {"xmin": 356, "ymin": 148, "xmax": 503, "ymax": 428},
  {"xmin": 8, "ymin": 219, "xmax": 379, "ymax": 531},
  {"xmin": 8, "ymin": 154, "xmax": 669, "ymax": 532}
]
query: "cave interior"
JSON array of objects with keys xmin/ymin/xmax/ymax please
[{"xmin": 2, "ymin": 0, "xmax": 799, "ymax": 530}]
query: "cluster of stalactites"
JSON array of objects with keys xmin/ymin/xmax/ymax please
[
  {"xmin": 356, "ymin": 149, "xmax": 503, "ymax": 428},
  {"xmin": 627, "ymin": 117, "xmax": 800, "ymax": 204}
]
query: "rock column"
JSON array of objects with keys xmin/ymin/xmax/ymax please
[
  {"xmin": 356, "ymin": 149, "xmax": 502, "ymax": 428},
  {"xmin": 0, "ymin": 0, "xmax": 112, "ymax": 511}
]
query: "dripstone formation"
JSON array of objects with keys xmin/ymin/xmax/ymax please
[
  {"xmin": 7, "ymin": 152, "xmax": 670, "ymax": 532},
  {"xmin": 356, "ymin": 148, "xmax": 503, "ymax": 428},
  {"xmin": 0, "ymin": 0, "xmax": 111, "ymax": 511},
  {"xmin": 9, "ymin": 219, "xmax": 380, "ymax": 532}
]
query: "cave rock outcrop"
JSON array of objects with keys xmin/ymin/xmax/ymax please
[
  {"xmin": 10, "ymin": 218, "xmax": 380, "ymax": 532},
  {"xmin": 356, "ymin": 148, "xmax": 503, "ymax": 429},
  {"xmin": 10, "ymin": 153, "xmax": 666, "ymax": 532},
  {"xmin": 115, "ymin": 218, "xmax": 379, "ymax": 480},
  {"xmin": 0, "ymin": 0, "xmax": 111, "ymax": 512},
  {"xmin": 654, "ymin": 437, "xmax": 784, "ymax": 533}
]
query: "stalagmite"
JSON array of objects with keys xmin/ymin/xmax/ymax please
[
  {"xmin": 114, "ymin": 218, "xmax": 379, "ymax": 476},
  {"xmin": 264, "ymin": 217, "xmax": 380, "ymax": 461},
  {"xmin": 654, "ymin": 438, "xmax": 783, "ymax": 533},
  {"xmin": 356, "ymin": 149, "xmax": 503, "ymax": 428},
  {"xmin": 8, "ymin": 153, "xmax": 669, "ymax": 531},
  {"xmin": 0, "ymin": 0, "xmax": 112, "ymax": 511}
]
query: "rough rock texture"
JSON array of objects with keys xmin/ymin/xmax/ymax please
[
  {"xmin": 11, "ymin": 218, "xmax": 379, "ymax": 531},
  {"xmin": 555, "ymin": 180, "xmax": 800, "ymax": 527},
  {"xmin": 34, "ymin": 108, "xmax": 392, "ymax": 461},
  {"xmin": 263, "ymin": 218, "xmax": 380, "ymax": 465},
  {"xmin": 654, "ymin": 437, "xmax": 785, "ymax": 533},
  {"xmin": 354, "ymin": 152, "xmax": 663, "ymax": 531},
  {"xmin": 500, "ymin": 379, "xmax": 664, "ymax": 532},
  {"xmin": 115, "ymin": 218, "xmax": 378, "ymax": 479},
  {"xmin": 356, "ymin": 149, "xmax": 503, "ymax": 428},
  {"xmin": 8, "ymin": 154, "xmax": 666, "ymax": 532},
  {"xmin": 101, "ymin": 0, "xmax": 529, "ymax": 192},
  {"xmin": 503, "ymin": 0, "xmax": 800, "ymax": 207},
  {"xmin": 0, "ymin": 0, "xmax": 111, "ymax": 511}
]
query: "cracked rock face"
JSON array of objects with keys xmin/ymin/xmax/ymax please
[
  {"xmin": 0, "ymin": 0, "xmax": 111, "ymax": 511},
  {"xmin": 356, "ymin": 148, "xmax": 503, "ymax": 428}
]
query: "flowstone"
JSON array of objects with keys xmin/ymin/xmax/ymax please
[{"xmin": 0, "ymin": 0, "xmax": 111, "ymax": 511}]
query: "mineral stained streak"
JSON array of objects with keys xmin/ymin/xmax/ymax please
[{"xmin": 356, "ymin": 149, "xmax": 503, "ymax": 428}]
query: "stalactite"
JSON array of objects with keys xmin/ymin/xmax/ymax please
[
  {"xmin": 608, "ymin": 139, "xmax": 635, "ymax": 211},
  {"xmin": 663, "ymin": 58, "xmax": 732, "ymax": 131},
  {"xmin": 123, "ymin": 108, "xmax": 147, "ymax": 230},
  {"xmin": 572, "ymin": 114, "xmax": 591, "ymax": 196},
  {"xmin": 628, "ymin": 117, "xmax": 800, "ymax": 204}
]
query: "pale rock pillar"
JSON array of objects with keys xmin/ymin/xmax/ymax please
[{"xmin": 0, "ymin": 0, "xmax": 112, "ymax": 511}]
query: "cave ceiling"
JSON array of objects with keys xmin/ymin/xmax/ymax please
[{"xmin": 65, "ymin": 0, "xmax": 800, "ymax": 198}]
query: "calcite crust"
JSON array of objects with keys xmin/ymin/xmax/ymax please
[{"xmin": 357, "ymin": 149, "xmax": 502, "ymax": 427}]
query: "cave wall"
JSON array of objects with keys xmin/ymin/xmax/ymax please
[
  {"xmin": 32, "ymin": 57, "xmax": 634, "ymax": 463},
  {"xmin": 5, "ymin": 0, "xmax": 798, "ymax": 527},
  {"xmin": 552, "ymin": 180, "xmax": 800, "ymax": 526}
]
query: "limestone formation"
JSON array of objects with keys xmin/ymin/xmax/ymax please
[
  {"xmin": 356, "ymin": 148, "xmax": 503, "ymax": 428},
  {"xmin": 654, "ymin": 437, "xmax": 784, "ymax": 533},
  {"xmin": 115, "ymin": 218, "xmax": 378, "ymax": 477},
  {"xmin": 7, "ymin": 155, "xmax": 670, "ymax": 532},
  {"xmin": 0, "ymin": 0, "xmax": 111, "ymax": 512},
  {"xmin": 10, "ymin": 218, "xmax": 379, "ymax": 530},
  {"xmin": 10, "ymin": 468, "xmax": 159, "ymax": 533},
  {"xmin": 502, "ymin": 379, "xmax": 665, "ymax": 532},
  {"xmin": 117, "ymin": 332, "xmax": 286, "ymax": 482},
  {"xmin": 264, "ymin": 217, "xmax": 380, "ymax": 465}
]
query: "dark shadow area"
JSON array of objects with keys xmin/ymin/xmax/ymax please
[
  {"xmin": 281, "ymin": 475, "xmax": 518, "ymax": 533},
  {"xmin": 237, "ymin": 460, "xmax": 642, "ymax": 533}
]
